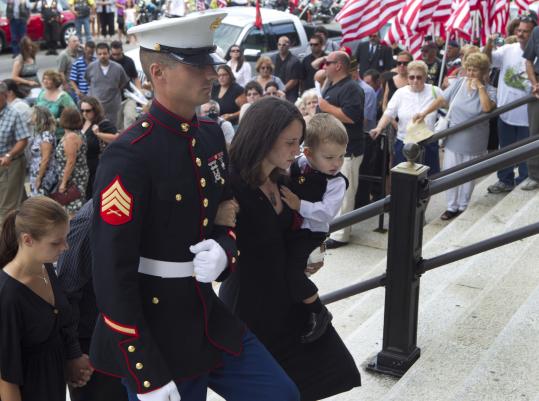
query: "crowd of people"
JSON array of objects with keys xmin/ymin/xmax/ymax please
[{"xmin": 1, "ymin": 5, "xmax": 539, "ymax": 401}]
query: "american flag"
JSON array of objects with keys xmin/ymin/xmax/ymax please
[
  {"xmin": 446, "ymin": 0, "xmax": 472, "ymax": 40},
  {"xmin": 479, "ymin": 0, "xmax": 510, "ymax": 40},
  {"xmin": 514, "ymin": 0, "xmax": 534, "ymax": 12},
  {"xmin": 218, "ymin": 0, "xmax": 228, "ymax": 7},
  {"xmin": 384, "ymin": 0, "xmax": 448, "ymax": 58},
  {"xmin": 335, "ymin": 0, "xmax": 405, "ymax": 43}
]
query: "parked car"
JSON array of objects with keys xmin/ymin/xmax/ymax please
[{"xmin": 0, "ymin": 0, "xmax": 76, "ymax": 53}]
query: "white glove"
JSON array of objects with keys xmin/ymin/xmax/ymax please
[
  {"xmin": 189, "ymin": 239, "xmax": 228, "ymax": 283},
  {"xmin": 137, "ymin": 381, "xmax": 180, "ymax": 401}
]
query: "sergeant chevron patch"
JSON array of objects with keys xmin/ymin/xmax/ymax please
[{"xmin": 100, "ymin": 176, "xmax": 133, "ymax": 225}]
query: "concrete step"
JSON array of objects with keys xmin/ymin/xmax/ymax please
[
  {"xmin": 327, "ymin": 186, "xmax": 539, "ymax": 400},
  {"xmin": 326, "ymin": 173, "xmax": 518, "ymax": 340},
  {"xmin": 454, "ymin": 281, "xmax": 539, "ymax": 401},
  {"xmin": 380, "ymin": 233, "xmax": 539, "ymax": 401}
]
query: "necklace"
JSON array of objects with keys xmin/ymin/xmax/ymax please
[
  {"xmin": 40, "ymin": 265, "xmax": 49, "ymax": 286},
  {"xmin": 269, "ymin": 192, "xmax": 277, "ymax": 206}
]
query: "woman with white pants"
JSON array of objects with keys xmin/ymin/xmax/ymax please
[{"xmin": 414, "ymin": 53, "xmax": 497, "ymax": 220}]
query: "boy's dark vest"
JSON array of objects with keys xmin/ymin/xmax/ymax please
[
  {"xmin": 288, "ymin": 159, "xmax": 349, "ymax": 203},
  {"xmin": 6, "ymin": 0, "xmax": 30, "ymax": 20}
]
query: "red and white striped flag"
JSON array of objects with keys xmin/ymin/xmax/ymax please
[
  {"xmin": 432, "ymin": 0, "xmax": 451, "ymax": 22},
  {"xmin": 336, "ymin": 0, "xmax": 405, "ymax": 43},
  {"xmin": 384, "ymin": 0, "xmax": 439, "ymax": 45},
  {"xmin": 514, "ymin": 0, "xmax": 534, "ymax": 12},
  {"xmin": 446, "ymin": 0, "xmax": 472, "ymax": 40},
  {"xmin": 480, "ymin": 0, "xmax": 510, "ymax": 39},
  {"xmin": 217, "ymin": 0, "xmax": 228, "ymax": 7}
]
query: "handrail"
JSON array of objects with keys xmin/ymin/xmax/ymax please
[
  {"xmin": 431, "ymin": 134, "xmax": 539, "ymax": 180},
  {"xmin": 321, "ymin": 273, "xmax": 386, "ymax": 305},
  {"xmin": 329, "ymin": 196, "xmax": 390, "ymax": 233},
  {"xmin": 421, "ymin": 94, "xmax": 538, "ymax": 145},
  {"xmin": 418, "ymin": 221, "xmax": 539, "ymax": 273},
  {"xmin": 430, "ymin": 140, "xmax": 539, "ymax": 196}
]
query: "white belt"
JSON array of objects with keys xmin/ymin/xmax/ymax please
[{"xmin": 138, "ymin": 257, "xmax": 194, "ymax": 278}]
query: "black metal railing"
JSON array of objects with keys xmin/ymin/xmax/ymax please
[{"xmin": 320, "ymin": 93, "xmax": 539, "ymax": 378}]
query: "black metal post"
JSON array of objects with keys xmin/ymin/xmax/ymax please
[{"xmin": 367, "ymin": 157, "xmax": 429, "ymax": 377}]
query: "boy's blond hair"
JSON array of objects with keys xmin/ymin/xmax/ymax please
[{"xmin": 304, "ymin": 113, "xmax": 348, "ymax": 150}]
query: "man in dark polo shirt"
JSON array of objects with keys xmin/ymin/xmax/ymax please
[
  {"xmin": 318, "ymin": 51, "xmax": 365, "ymax": 248},
  {"xmin": 111, "ymin": 40, "xmax": 142, "ymax": 129},
  {"xmin": 272, "ymin": 36, "xmax": 302, "ymax": 102},
  {"xmin": 523, "ymin": 21, "xmax": 539, "ymax": 190},
  {"xmin": 301, "ymin": 33, "xmax": 326, "ymax": 92}
]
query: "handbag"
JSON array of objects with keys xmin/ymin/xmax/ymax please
[
  {"xmin": 49, "ymin": 183, "xmax": 81, "ymax": 206},
  {"xmin": 434, "ymin": 79, "xmax": 465, "ymax": 133}
]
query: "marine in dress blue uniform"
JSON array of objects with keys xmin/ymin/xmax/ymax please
[{"xmin": 90, "ymin": 12, "xmax": 299, "ymax": 401}]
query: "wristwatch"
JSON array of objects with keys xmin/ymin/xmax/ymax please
[{"xmin": 4, "ymin": 153, "xmax": 11, "ymax": 159}]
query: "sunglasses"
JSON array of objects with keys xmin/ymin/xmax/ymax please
[
  {"xmin": 325, "ymin": 60, "xmax": 338, "ymax": 65},
  {"xmin": 397, "ymin": 61, "xmax": 410, "ymax": 66},
  {"xmin": 260, "ymin": 66, "xmax": 272, "ymax": 70},
  {"xmin": 408, "ymin": 75, "xmax": 424, "ymax": 81},
  {"xmin": 309, "ymin": 42, "xmax": 321, "ymax": 46},
  {"xmin": 230, "ymin": 49, "xmax": 240, "ymax": 53},
  {"xmin": 81, "ymin": 108, "xmax": 94, "ymax": 113}
]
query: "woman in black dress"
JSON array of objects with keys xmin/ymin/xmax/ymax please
[
  {"xmin": 211, "ymin": 65, "xmax": 246, "ymax": 126},
  {"xmin": 220, "ymin": 97, "xmax": 361, "ymax": 400},
  {"xmin": 0, "ymin": 196, "xmax": 92, "ymax": 401},
  {"xmin": 79, "ymin": 96, "xmax": 118, "ymax": 199}
]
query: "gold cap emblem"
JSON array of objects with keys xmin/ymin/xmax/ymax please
[
  {"xmin": 153, "ymin": 43, "xmax": 161, "ymax": 51},
  {"xmin": 210, "ymin": 16, "xmax": 224, "ymax": 31}
]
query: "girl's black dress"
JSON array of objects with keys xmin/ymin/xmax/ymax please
[
  {"xmin": 220, "ymin": 174, "xmax": 361, "ymax": 400},
  {"xmin": 0, "ymin": 264, "xmax": 75, "ymax": 401}
]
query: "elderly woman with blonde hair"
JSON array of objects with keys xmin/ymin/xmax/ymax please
[
  {"xmin": 370, "ymin": 60, "xmax": 443, "ymax": 174},
  {"xmin": 414, "ymin": 52, "xmax": 496, "ymax": 220}
]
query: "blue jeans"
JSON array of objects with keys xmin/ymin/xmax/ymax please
[
  {"xmin": 74, "ymin": 17, "xmax": 92, "ymax": 43},
  {"xmin": 123, "ymin": 330, "xmax": 299, "ymax": 401},
  {"xmin": 497, "ymin": 119, "xmax": 529, "ymax": 186},
  {"xmin": 9, "ymin": 18, "xmax": 27, "ymax": 56}
]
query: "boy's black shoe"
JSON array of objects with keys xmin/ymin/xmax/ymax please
[
  {"xmin": 300, "ymin": 305, "xmax": 333, "ymax": 344},
  {"xmin": 325, "ymin": 238, "xmax": 348, "ymax": 249}
]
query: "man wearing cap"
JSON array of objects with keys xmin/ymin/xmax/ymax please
[
  {"xmin": 421, "ymin": 42, "xmax": 446, "ymax": 86},
  {"xmin": 90, "ymin": 13, "xmax": 299, "ymax": 401},
  {"xmin": 445, "ymin": 40, "xmax": 461, "ymax": 77},
  {"xmin": 523, "ymin": 12, "xmax": 539, "ymax": 191},
  {"xmin": 485, "ymin": 13, "xmax": 536, "ymax": 193}
]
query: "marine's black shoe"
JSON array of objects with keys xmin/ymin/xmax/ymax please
[{"xmin": 300, "ymin": 305, "xmax": 333, "ymax": 344}]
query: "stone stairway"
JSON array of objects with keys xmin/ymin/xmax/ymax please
[
  {"xmin": 327, "ymin": 175, "xmax": 539, "ymax": 401},
  {"xmin": 207, "ymin": 171, "xmax": 539, "ymax": 401}
]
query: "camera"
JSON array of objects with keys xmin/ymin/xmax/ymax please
[{"xmin": 494, "ymin": 34, "xmax": 505, "ymax": 47}]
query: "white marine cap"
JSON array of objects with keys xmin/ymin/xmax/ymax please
[{"xmin": 128, "ymin": 11, "xmax": 227, "ymax": 66}]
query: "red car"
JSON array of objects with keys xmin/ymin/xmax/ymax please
[{"xmin": 0, "ymin": 0, "xmax": 76, "ymax": 53}]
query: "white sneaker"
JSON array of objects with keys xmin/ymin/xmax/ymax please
[{"xmin": 521, "ymin": 179, "xmax": 539, "ymax": 191}]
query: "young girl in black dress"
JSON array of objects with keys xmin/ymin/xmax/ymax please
[
  {"xmin": 221, "ymin": 97, "xmax": 361, "ymax": 400},
  {"xmin": 0, "ymin": 196, "xmax": 92, "ymax": 401}
]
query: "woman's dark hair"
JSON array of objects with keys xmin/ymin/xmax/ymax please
[
  {"xmin": 3, "ymin": 79, "xmax": 26, "ymax": 98},
  {"xmin": 217, "ymin": 65, "xmax": 236, "ymax": 85},
  {"xmin": 265, "ymin": 81, "xmax": 279, "ymax": 91},
  {"xmin": 79, "ymin": 95, "xmax": 105, "ymax": 123},
  {"xmin": 0, "ymin": 196, "xmax": 68, "ymax": 268},
  {"xmin": 244, "ymin": 80, "xmax": 263, "ymax": 96},
  {"xmin": 225, "ymin": 45, "xmax": 245, "ymax": 73},
  {"xmin": 229, "ymin": 97, "xmax": 305, "ymax": 188},
  {"xmin": 19, "ymin": 36, "xmax": 38, "ymax": 61},
  {"xmin": 60, "ymin": 107, "xmax": 83, "ymax": 130}
]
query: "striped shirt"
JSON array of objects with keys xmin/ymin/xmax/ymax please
[
  {"xmin": 69, "ymin": 55, "xmax": 95, "ymax": 95},
  {"xmin": 56, "ymin": 200, "xmax": 94, "ymax": 358}
]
